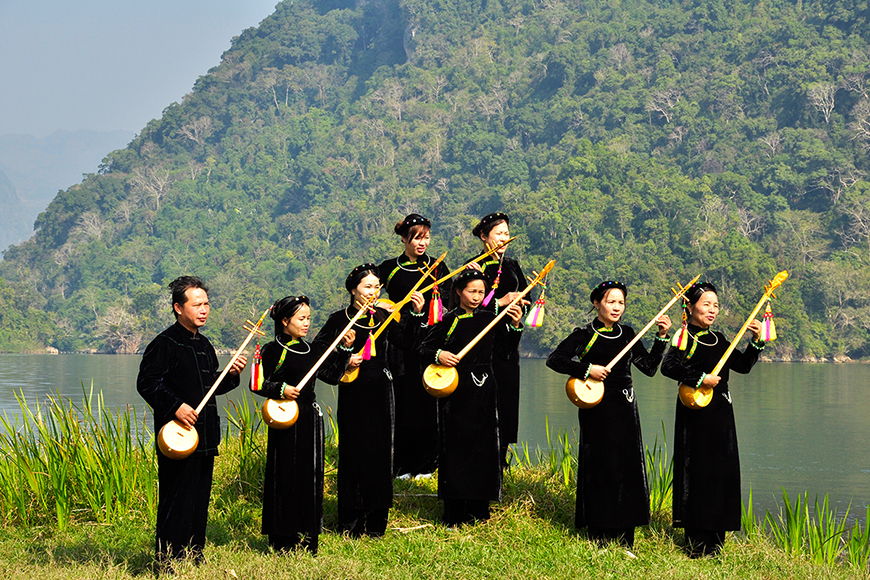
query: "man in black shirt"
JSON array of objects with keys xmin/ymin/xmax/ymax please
[{"xmin": 137, "ymin": 276, "xmax": 247, "ymax": 567}]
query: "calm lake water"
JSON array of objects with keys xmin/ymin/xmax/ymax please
[{"xmin": 1, "ymin": 354, "xmax": 867, "ymax": 521}]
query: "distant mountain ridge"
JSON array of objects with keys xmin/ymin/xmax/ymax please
[{"xmin": 0, "ymin": 130, "xmax": 134, "ymax": 250}]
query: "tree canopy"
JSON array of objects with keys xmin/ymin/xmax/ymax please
[{"xmin": 1, "ymin": 0, "xmax": 869, "ymax": 359}]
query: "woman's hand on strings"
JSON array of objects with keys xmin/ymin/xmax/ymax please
[
  {"xmin": 282, "ymin": 385, "xmax": 301, "ymax": 400},
  {"xmin": 410, "ymin": 291, "xmax": 425, "ymax": 313},
  {"xmin": 438, "ymin": 351, "xmax": 460, "ymax": 367},
  {"xmin": 347, "ymin": 354, "xmax": 363, "ymax": 369},
  {"xmin": 341, "ymin": 329, "xmax": 356, "ymax": 348},
  {"xmin": 746, "ymin": 319, "xmax": 762, "ymax": 341},
  {"xmin": 701, "ymin": 374, "xmax": 721, "ymax": 388},
  {"xmin": 588, "ymin": 365, "xmax": 609, "ymax": 381},
  {"xmin": 465, "ymin": 262, "xmax": 483, "ymax": 272},
  {"xmin": 506, "ymin": 303, "xmax": 524, "ymax": 327},
  {"xmin": 655, "ymin": 314, "xmax": 672, "ymax": 337},
  {"xmin": 498, "ymin": 292, "xmax": 530, "ymax": 309}
]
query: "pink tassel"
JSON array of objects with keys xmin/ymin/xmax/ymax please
[
  {"xmin": 428, "ymin": 287, "xmax": 444, "ymax": 325},
  {"xmin": 482, "ymin": 288, "xmax": 496, "ymax": 307},
  {"xmin": 362, "ymin": 332, "xmax": 374, "ymax": 360},
  {"xmin": 482, "ymin": 259, "xmax": 503, "ymax": 307},
  {"xmin": 250, "ymin": 343, "xmax": 264, "ymax": 392}
]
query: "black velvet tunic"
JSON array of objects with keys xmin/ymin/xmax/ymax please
[
  {"xmin": 468, "ymin": 254, "xmax": 526, "ymax": 448},
  {"xmin": 660, "ymin": 324, "xmax": 762, "ymax": 531},
  {"xmin": 313, "ymin": 305, "xmax": 405, "ymax": 512},
  {"xmin": 378, "ymin": 253, "xmax": 451, "ymax": 475},
  {"xmin": 419, "ymin": 308, "xmax": 522, "ymax": 501},
  {"xmin": 137, "ymin": 321, "xmax": 240, "ymax": 456},
  {"xmin": 251, "ymin": 333, "xmax": 348, "ymax": 541},
  {"xmin": 547, "ymin": 320, "xmax": 664, "ymax": 529}
]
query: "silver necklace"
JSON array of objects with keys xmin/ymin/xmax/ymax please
[
  {"xmin": 345, "ymin": 306, "xmax": 382, "ymax": 328},
  {"xmin": 396, "ymin": 254, "xmax": 430, "ymax": 272},
  {"xmin": 592, "ymin": 323, "xmax": 623, "ymax": 339},
  {"xmin": 276, "ymin": 336, "xmax": 311, "ymax": 355},
  {"xmin": 688, "ymin": 330, "xmax": 719, "ymax": 347}
]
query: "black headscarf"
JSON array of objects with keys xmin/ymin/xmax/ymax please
[
  {"xmin": 472, "ymin": 212, "xmax": 509, "ymax": 238},
  {"xmin": 395, "ymin": 213, "xmax": 431, "ymax": 237},
  {"xmin": 589, "ymin": 280, "xmax": 627, "ymax": 304},
  {"xmin": 270, "ymin": 295, "xmax": 310, "ymax": 336},
  {"xmin": 345, "ymin": 263, "xmax": 380, "ymax": 292},
  {"xmin": 685, "ymin": 282, "xmax": 717, "ymax": 304}
]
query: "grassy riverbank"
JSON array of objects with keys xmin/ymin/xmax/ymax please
[{"xmin": 0, "ymin": 391, "xmax": 867, "ymax": 579}]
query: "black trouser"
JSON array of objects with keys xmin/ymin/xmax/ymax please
[
  {"xmin": 338, "ymin": 507, "xmax": 389, "ymax": 538},
  {"xmin": 587, "ymin": 526, "xmax": 635, "ymax": 548},
  {"xmin": 269, "ymin": 532, "xmax": 319, "ymax": 555},
  {"xmin": 442, "ymin": 499, "xmax": 491, "ymax": 526},
  {"xmin": 155, "ymin": 453, "xmax": 214, "ymax": 563},
  {"xmin": 684, "ymin": 528, "xmax": 726, "ymax": 557}
]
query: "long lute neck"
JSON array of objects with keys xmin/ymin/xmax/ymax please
[
  {"xmin": 418, "ymin": 236, "xmax": 517, "ymax": 295},
  {"xmin": 301, "ymin": 293, "xmax": 380, "ymax": 384},
  {"xmin": 365, "ymin": 252, "xmax": 445, "ymax": 345},
  {"xmin": 709, "ymin": 270, "xmax": 788, "ymax": 376},
  {"xmin": 453, "ymin": 260, "xmax": 554, "ymax": 361},
  {"xmin": 709, "ymin": 290, "xmax": 770, "ymax": 376},
  {"xmin": 602, "ymin": 274, "xmax": 701, "ymax": 371},
  {"xmin": 194, "ymin": 308, "xmax": 269, "ymax": 414}
]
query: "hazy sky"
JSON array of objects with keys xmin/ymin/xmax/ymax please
[{"xmin": 0, "ymin": 0, "xmax": 279, "ymax": 138}]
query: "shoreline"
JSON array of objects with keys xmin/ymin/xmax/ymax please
[{"xmin": 8, "ymin": 349, "xmax": 869, "ymax": 364}]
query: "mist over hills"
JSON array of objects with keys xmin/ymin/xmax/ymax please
[
  {"xmin": 0, "ymin": 0, "xmax": 868, "ymax": 358},
  {"xmin": 0, "ymin": 130, "xmax": 134, "ymax": 250}
]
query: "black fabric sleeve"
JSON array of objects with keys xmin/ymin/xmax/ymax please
[
  {"xmin": 419, "ymin": 314, "xmax": 453, "ymax": 365},
  {"xmin": 628, "ymin": 331, "xmax": 668, "ymax": 378},
  {"xmin": 546, "ymin": 329, "xmax": 591, "ymax": 379},
  {"xmin": 136, "ymin": 336, "xmax": 184, "ymax": 420},
  {"xmin": 660, "ymin": 345, "xmax": 704, "ymax": 386},
  {"xmin": 727, "ymin": 340, "xmax": 762, "ymax": 375}
]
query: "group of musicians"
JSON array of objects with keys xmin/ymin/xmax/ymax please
[{"xmin": 137, "ymin": 212, "xmax": 766, "ymax": 568}]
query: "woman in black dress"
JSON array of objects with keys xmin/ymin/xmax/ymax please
[
  {"xmin": 467, "ymin": 212, "xmax": 528, "ymax": 466},
  {"xmin": 378, "ymin": 214, "xmax": 451, "ymax": 478},
  {"xmin": 419, "ymin": 269, "xmax": 523, "ymax": 526},
  {"xmin": 660, "ymin": 282, "xmax": 764, "ymax": 557},
  {"xmin": 250, "ymin": 295, "xmax": 353, "ymax": 554},
  {"xmin": 546, "ymin": 281, "xmax": 670, "ymax": 548},
  {"xmin": 313, "ymin": 264, "xmax": 423, "ymax": 537}
]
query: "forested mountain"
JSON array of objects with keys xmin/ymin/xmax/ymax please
[{"xmin": 1, "ymin": 0, "xmax": 869, "ymax": 358}]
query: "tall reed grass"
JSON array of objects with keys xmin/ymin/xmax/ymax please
[
  {"xmin": 763, "ymin": 489, "xmax": 870, "ymax": 570},
  {"xmin": 0, "ymin": 383, "xmax": 156, "ymax": 529},
  {"xmin": 2, "ymin": 389, "xmax": 869, "ymax": 574}
]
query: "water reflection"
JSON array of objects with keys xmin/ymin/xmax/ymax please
[{"xmin": 0, "ymin": 354, "xmax": 867, "ymax": 521}]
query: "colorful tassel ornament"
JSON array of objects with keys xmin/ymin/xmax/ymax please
[
  {"xmin": 671, "ymin": 302, "xmax": 690, "ymax": 350},
  {"xmin": 525, "ymin": 298, "xmax": 546, "ymax": 328},
  {"xmin": 428, "ymin": 285, "xmax": 444, "ymax": 325},
  {"xmin": 250, "ymin": 342, "xmax": 264, "ymax": 392},
  {"xmin": 761, "ymin": 300, "xmax": 777, "ymax": 342},
  {"xmin": 482, "ymin": 254, "xmax": 504, "ymax": 307},
  {"xmin": 362, "ymin": 332, "xmax": 375, "ymax": 360}
]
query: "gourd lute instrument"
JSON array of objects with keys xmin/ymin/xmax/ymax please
[
  {"xmin": 263, "ymin": 290, "xmax": 381, "ymax": 428},
  {"xmin": 424, "ymin": 260, "xmax": 555, "ymax": 398},
  {"xmin": 158, "ymin": 307, "xmax": 270, "ymax": 460},
  {"xmin": 566, "ymin": 274, "xmax": 701, "ymax": 409},
  {"xmin": 678, "ymin": 270, "xmax": 788, "ymax": 409},
  {"xmin": 339, "ymin": 253, "xmax": 446, "ymax": 384}
]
